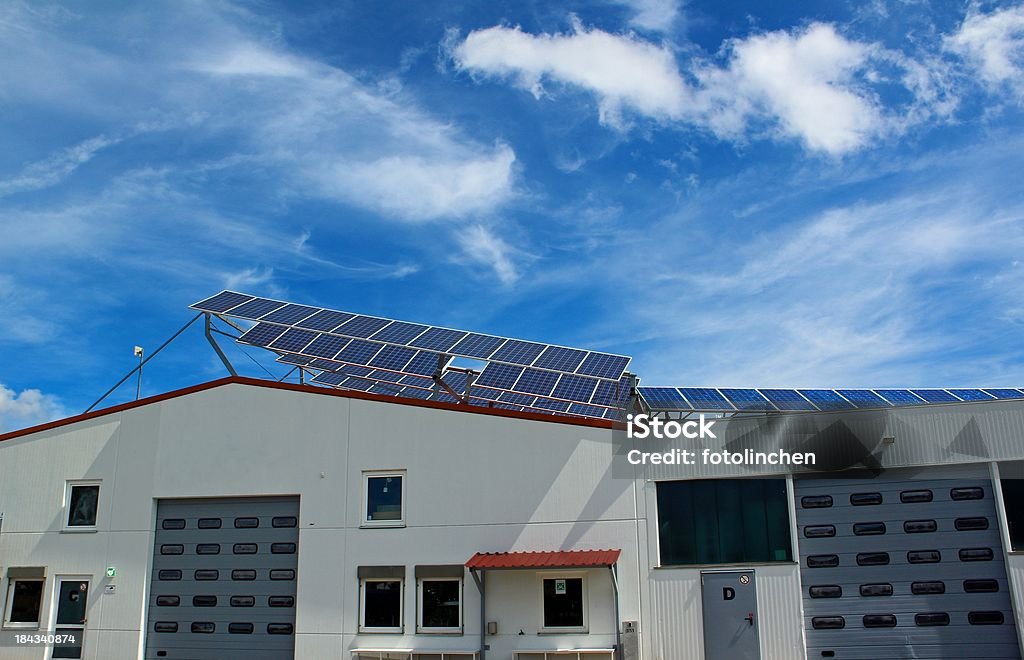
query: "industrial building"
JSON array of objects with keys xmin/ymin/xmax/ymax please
[{"xmin": 2, "ymin": 291, "xmax": 1024, "ymax": 660}]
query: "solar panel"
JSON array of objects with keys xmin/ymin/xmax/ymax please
[
  {"xmin": 984, "ymin": 389, "xmax": 1024, "ymax": 399},
  {"xmin": 911, "ymin": 389, "xmax": 960, "ymax": 403},
  {"xmin": 309, "ymin": 358, "xmax": 345, "ymax": 371},
  {"xmin": 238, "ymin": 323, "xmax": 287, "ymax": 347},
  {"xmin": 370, "ymin": 321, "xmax": 429, "ymax": 344},
  {"xmin": 339, "ymin": 377, "xmax": 374, "ymax": 392},
  {"xmin": 399, "ymin": 387, "xmax": 433, "ymax": 400},
  {"xmin": 473, "ymin": 388, "xmax": 503, "ymax": 402},
  {"xmin": 225, "ymin": 298, "xmax": 287, "ymax": 320},
  {"xmin": 637, "ymin": 387, "xmax": 689, "ymax": 409},
  {"xmin": 399, "ymin": 374, "xmax": 434, "ymax": 388},
  {"xmin": 720, "ymin": 388, "xmax": 775, "ymax": 411},
  {"xmin": 530, "ymin": 398, "xmax": 571, "ymax": 413},
  {"xmin": 295, "ymin": 309, "xmax": 356, "ymax": 332},
  {"xmin": 191, "ymin": 291, "xmax": 254, "ymax": 313},
  {"xmin": 277, "ymin": 353, "xmax": 312, "ymax": 366},
  {"xmin": 260, "ymin": 303, "xmax": 321, "ymax": 325},
  {"xmin": 409, "ymin": 327, "xmax": 468, "ymax": 352},
  {"xmin": 311, "ymin": 372, "xmax": 347, "ymax": 385},
  {"xmin": 338, "ymin": 364, "xmax": 374, "ymax": 378},
  {"xmin": 498, "ymin": 391, "xmax": 536, "ymax": 406},
  {"xmin": 404, "ymin": 351, "xmax": 446, "ymax": 377},
  {"xmin": 947, "ymin": 388, "xmax": 995, "ymax": 401},
  {"xmin": 334, "ymin": 315, "xmax": 393, "ymax": 338},
  {"xmin": 490, "ymin": 340, "xmax": 547, "ymax": 367},
  {"xmin": 551, "ymin": 374, "xmax": 599, "ymax": 402},
  {"xmin": 534, "ymin": 346, "xmax": 588, "ymax": 372},
  {"xmin": 576, "ymin": 353, "xmax": 630, "ymax": 379},
  {"xmin": 449, "ymin": 333, "xmax": 506, "ymax": 358},
  {"xmin": 302, "ymin": 334, "xmax": 350, "ymax": 359},
  {"xmin": 836, "ymin": 389, "xmax": 891, "ymax": 408},
  {"xmin": 797, "ymin": 390, "xmax": 855, "ymax": 410},
  {"xmin": 758, "ymin": 389, "xmax": 816, "ymax": 411},
  {"xmin": 367, "ymin": 369, "xmax": 405, "ymax": 383},
  {"xmin": 678, "ymin": 388, "xmax": 733, "ymax": 410},
  {"xmin": 367, "ymin": 345, "xmax": 417, "ymax": 371},
  {"xmin": 475, "ymin": 364, "xmax": 525, "ymax": 390},
  {"xmin": 875, "ymin": 389, "xmax": 926, "ymax": 406},
  {"xmin": 268, "ymin": 328, "xmax": 318, "ymax": 353},
  {"xmin": 569, "ymin": 402, "xmax": 609, "ymax": 418},
  {"xmin": 441, "ymin": 370, "xmax": 469, "ymax": 393},
  {"xmin": 593, "ymin": 378, "xmax": 632, "ymax": 407},
  {"xmin": 369, "ymin": 383, "xmax": 404, "ymax": 396},
  {"xmin": 334, "ymin": 339, "xmax": 384, "ymax": 365},
  {"xmin": 515, "ymin": 369, "xmax": 560, "ymax": 397}
]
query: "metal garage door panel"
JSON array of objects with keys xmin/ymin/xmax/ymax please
[
  {"xmin": 145, "ymin": 497, "xmax": 299, "ymax": 660},
  {"xmin": 796, "ymin": 476, "xmax": 1020, "ymax": 660}
]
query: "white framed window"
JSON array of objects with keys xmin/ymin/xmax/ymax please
[
  {"xmin": 538, "ymin": 573, "xmax": 588, "ymax": 633},
  {"xmin": 63, "ymin": 481, "xmax": 101, "ymax": 531},
  {"xmin": 360, "ymin": 578, "xmax": 404, "ymax": 633},
  {"xmin": 362, "ymin": 471, "xmax": 405, "ymax": 527},
  {"xmin": 418, "ymin": 577, "xmax": 462, "ymax": 633},
  {"xmin": 3, "ymin": 579, "xmax": 45, "ymax": 629}
]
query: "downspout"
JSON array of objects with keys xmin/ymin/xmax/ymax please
[
  {"xmin": 472, "ymin": 568, "xmax": 487, "ymax": 659},
  {"xmin": 611, "ymin": 564, "xmax": 622, "ymax": 660}
]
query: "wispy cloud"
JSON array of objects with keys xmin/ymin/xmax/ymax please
[
  {"xmin": 0, "ymin": 382, "xmax": 66, "ymax": 433},
  {"xmin": 454, "ymin": 224, "xmax": 526, "ymax": 285},
  {"xmin": 0, "ymin": 135, "xmax": 120, "ymax": 198},
  {"xmin": 609, "ymin": 0, "xmax": 682, "ymax": 33},
  {"xmin": 945, "ymin": 3, "xmax": 1024, "ymax": 97}
]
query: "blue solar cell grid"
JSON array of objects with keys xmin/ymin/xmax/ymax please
[
  {"xmin": 260, "ymin": 303, "xmax": 321, "ymax": 325},
  {"xmin": 404, "ymin": 351, "xmax": 445, "ymax": 376},
  {"xmin": 576, "ymin": 353, "xmax": 630, "ymax": 379},
  {"xmin": 339, "ymin": 377, "xmax": 374, "ymax": 392},
  {"xmin": 551, "ymin": 374, "xmax": 599, "ymax": 402},
  {"xmin": 533, "ymin": 346, "xmax": 588, "ymax": 372},
  {"xmin": 369, "ymin": 383, "xmax": 404, "ymax": 396},
  {"xmin": 309, "ymin": 358, "xmax": 344, "ymax": 371},
  {"xmin": 268, "ymin": 328, "xmax": 318, "ymax": 353},
  {"xmin": 473, "ymin": 388, "xmax": 503, "ymax": 402},
  {"xmin": 368, "ymin": 369, "xmax": 405, "ymax": 383},
  {"xmin": 238, "ymin": 323, "xmax": 287, "ymax": 347},
  {"xmin": 678, "ymin": 388, "xmax": 734, "ymax": 410},
  {"xmin": 490, "ymin": 340, "xmax": 547, "ymax": 367},
  {"xmin": 637, "ymin": 387, "xmax": 689, "ymax": 409},
  {"xmin": 836, "ymin": 389, "xmax": 892, "ymax": 408},
  {"xmin": 515, "ymin": 369, "xmax": 560, "ymax": 396},
  {"xmin": 441, "ymin": 370, "xmax": 469, "ymax": 392},
  {"xmin": 302, "ymin": 334, "xmax": 350, "ymax": 359},
  {"xmin": 295, "ymin": 309, "xmax": 356, "ymax": 332},
  {"xmin": 334, "ymin": 339, "xmax": 384, "ymax": 365},
  {"xmin": 758, "ymin": 389, "xmax": 816, "ymax": 411},
  {"xmin": 798, "ymin": 390, "xmax": 855, "ymax": 410},
  {"xmin": 337, "ymin": 364, "xmax": 374, "ymax": 377},
  {"xmin": 569, "ymin": 403, "xmax": 609, "ymax": 418},
  {"xmin": 409, "ymin": 327, "xmax": 468, "ymax": 352},
  {"xmin": 875, "ymin": 389, "xmax": 926, "ymax": 406},
  {"xmin": 720, "ymin": 388, "xmax": 775, "ymax": 411},
  {"xmin": 530, "ymin": 398, "xmax": 571, "ymax": 413},
  {"xmin": 947, "ymin": 389, "xmax": 995, "ymax": 401},
  {"xmin": 399, "ymin": 374, "xmax": 434, "ymax": 388},
  {"xmin": 368, "ymin": 345, "xmax": 417, "ymax": 371},
  {"xmin": 312, "ymin": 372, "xmax": 347, "ymax": 385},
  {"xmin": 370, "ymin": 321, "xmax": 429, "ymax": 344},
  {"xmin": 276, "ymin": 353, "xmax": 312, "ymax": 366},
  {"xmin": 911, "ymin": 389, "xmax": 960, "ymax": 403},
  {"xmin": 603, "ymin": 407, "xmax": 622, "ymax": 420},
  {"xmin": 498, "ymin": 391, "xmax": 536, "ymax": 406},
  {"xmin": 334, "ymin": 315, "xmax": 393, "ymax": 338},
  {"xmin": 449, "ymin": 333, "xmax": 506, "ymax": 359},
  {"xmin": 399, "ymin": 387, "xmax": 432, "ymax": 400},
  {"xmin": 191, "ymin": 291, "xmax": 254, "ymax": 313},
  {"xmin": 228, "ymin": 298, "xmax": 287, "ymax": 320},
  {"xmin": 984, "ymin": 389, "xmax": 1024, "ymax": 399},
  {"xmin": 475, "ymin": 363, "xmax": 525, "ymax": 390}
]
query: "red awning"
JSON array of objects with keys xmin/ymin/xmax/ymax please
[{"xmin": 465, "ymin": 549, "xmax": 621, "ymax": 570}]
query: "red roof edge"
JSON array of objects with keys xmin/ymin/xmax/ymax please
[
  {"xmin": 0, "ymin": 376, "xmax": 614, "ymax": 444},
  {"xmin": 465, "ymin": 549, "xmax": 622, "ymax": 570}
]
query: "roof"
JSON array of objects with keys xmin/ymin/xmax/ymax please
[
  {"xmin": 0, "ymin": 376, "xmax": 614, "ymax": 444},
  {"xmin": 465, "ymin": 549, "xmax": 621, "ymax": 570}
]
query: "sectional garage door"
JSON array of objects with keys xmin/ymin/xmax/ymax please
[
  {"xmin": 795, "ymin": 475, "xmax": 1020, "ymax": 660},
  {"xmin": 145, "ymin": 497, "xmax": 300, "ymax": 660}
]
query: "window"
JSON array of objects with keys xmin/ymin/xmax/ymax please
[
  {"xmin": 360, "ymin": 579, "xmax": 403, "ymax": 633},
  {"xmin": 1001, "ymin": 478, "xmax": 1024, "ymax": 550},
  {"xmin": 540, "ymin": 575, "xmax": 586, "ymax": 632},
  {"xmin": 4, "ymin": 579, "xmax": 44, "ymax": 627},
  {"xmin": 418, "ymin": 578, "xmax": 462, "ymax": 632},
  {"xmin": 363, "ymin": 471, "xmax": 405, "ymax": 526},
  {"xmin": 656, "ymin": 479, "xmax": 792, "ymax": 565},
  {"xmin": 64, "ymin": 482, "xmax": 100, "ymax": 529}
]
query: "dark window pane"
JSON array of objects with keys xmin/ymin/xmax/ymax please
[
  {"xmin": 233, "ymin": 543, "xmax": 257, "ymax": 554},
  {"xmin": 809, "ymin": 585, "xmax": 842, "ymax": 598},
  {"xmin": 863, "ymin": 614, "xmax": 897, "ymax": 628},
  {"xmin": 196, "ymin": 544, "xmax": 220, "ymax": 555},
  {"xmin": 229, "ymin": 623, "xmax": 254, "ymax": 634},
  {"xmin": 964, "ymin": 579, "xmax": 999, "ymax": 593},
  {"xmin": 912, "ymin": 581, "xmax": 945, "ymax": 595},
  {"xmin": 197, "ymin": 518, "xmax": 222, "ymax": 529},
  {"xmin": 8, "ymin": 581, "xmax": 43, "ymax": 623},
  {"xmin": 367, "ymin": 476, "xmax": 403, "ymax": 522},
  {"xmin": 234, "ymin": 517, "xmax": 259, "ymax": 528},
  {"xmin": 860, "ymin": 584, "xmax": 893, "ymax": 597},
  {"xmin": 272, "ymin": 516, "xmax": 297, "ymax": 528},
  {"xmin": 194, "ymin": 570, "xmax": 219, "ymax": 581},
  {"xmin": 158, "ymin": 570, "xmax": 181, "ymax": 581},
  {"xmin": 363, "ymin": 580, "xmax": 402, "ymax": 628},
  {"xmin": 850, "ymin": 492, "xmax": 882, "ymax": 506},
  {"xmin": 232, "ymin": 570, "xmax": 256, "ymax": 581},
  {"xmin": 422, "ymin": 580, "xmax": 460, "ymax": 628},
  {"xmin": 908, "ymin": 550, "xmax": 941, "ymax": 563},
  {"xmin": 969, "ymin": 611, "xmax": 1005, "ymax": 625},
  {"xmin": 804, "ymin": 525, "xmax": 836, "ymax": 538},
  {"xmin": 162, "ymin": 519, "xmax": 185, "ymax": 530},
  {"xmin": 801, "ymin": 495, "xmax": 833, "ymax": 508},
  {"xmin": 267, "ymin": 623, "xmax": 293, "ymax": 635},
  {"xmin": 154, "ymin": 622, "xmax": 177, "ymax": 633},
  {"xmin": 542, "ymin": 578, "xmax": 584, "ymax": 628},
  {"xmin": 857, "ymin": 552, "xmax": 890, "ymax": 566},
  {"xmin": 901, "ymin": 490, "xmax": 933, "ymax": 503},
  {"xmin": 904, "ymin": 520, "xmax": 937, "ymax": 533},
  {"xmin": 952, "ymin": 487, "xmax": 984, "ymax": 501},
  {"xmin": 155, "ymin": 596, "xmax": 179, "ymax": 607},
  {"xmin": 67, "ymin": 485, "xmax": 99, "ymax": 526},
  {"xmin": 268, "ymin": 596, "xmax": 294, "ymax": 607},
  {"xmin": 271, "ymin": 543, "xmax": 296, "ymax": 554},
  {"xmin": 960, "ymin": 548, "xmax": 994, "ymax": 561},
  {"xmin": 192, "ymin": 595, "xmax": 217, "ymax": 607},
  {"xmin": 160, "ymin": 544, "xmax": 184, "ymax": 555},
  {"xmin": 270, "ymin": 569, "xmax": 294, "ymax": 581},
  {"xmin": 811, "ymin": 616, "xmax": 845, "ymax": 629},
  {"xmin": 916, "ymin": 613, "xmax": 949, "ymax": 626},
  {"xmin": 853, "ymin": 522, "xmax": 886, "ymax": 536},
  {"xmin": 230, "ymin": 596, "xmax": 255, "ymax": 607},
  {"xmin": 191, "ymin": 622, "xmax": 215, "ymax": 634},
  {"xmin": 1002, "ymin": 479, "xmax": 1024, "ymax": 550},
  {"xmin": 807, "ymin": 554, "xmax": 839, "ymax": 568},
  {"xmin": 955, "ymin": 517, "xmax": 990, "ymax": 531}
]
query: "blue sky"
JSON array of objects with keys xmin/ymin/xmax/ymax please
[{"xmin": 2, "ymin": 0, "xmax": 1024, "ymax": 431}]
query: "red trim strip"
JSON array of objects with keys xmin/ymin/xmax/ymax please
[
  {"xmin": 0, "ymin": 376, "xmax": 614, "ymax": 443},
  {"xmin": 466, "ymin": 549, "xmax": 622, "ymax": 569}
]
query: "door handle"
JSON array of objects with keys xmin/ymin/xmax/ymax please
[{"xmin": 745, "ymin": 612, "xmax": 754, "ymax": 626}]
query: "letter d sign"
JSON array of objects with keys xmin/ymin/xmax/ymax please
[{"xmin": 723, "ymin": 587, "xmax": 735, "ymax": 601}]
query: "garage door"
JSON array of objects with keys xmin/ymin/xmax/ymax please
[
  {"xmin": 145, "ymin": 497, "xmax": 300, "ymax": 660},
  {"xmin": 796, "ymin": 475, "xmax": 1020, "ymax": 659}
]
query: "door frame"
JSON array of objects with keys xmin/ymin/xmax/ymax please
[
  {"xmin": 700, "ymin": 569, "xmax": 762, "ymax": 660},
  {"xmin": 48, "ymin": 575, "xmax": 91, "ymax": 659}
]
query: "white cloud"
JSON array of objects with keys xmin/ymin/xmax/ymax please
[
  {"xmin": 610, "ymin": 0, "xmax": 681, "ymax": 33},
  {"xmin": 0, "ymin": 135, "xmax": 120, "ymax": 198},
  {"xmin": 454, "ymin": 225, "xmax": 523, "ymax": 285},
  {"xmin": 945, "ymin": 3, "xmax": 1024, "ymax": 95},
  {"xmin": 0, "ymin": 382, "xmax": 66, "ymax": 433}
]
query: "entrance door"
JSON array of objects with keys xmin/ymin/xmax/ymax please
[
  {"xmin": 52, "ymin": 579, "xmax": 88, "ymax": 659},
  {"xmin": 702, "ymin": 570, "xmax": 760, "ymax": 660}
]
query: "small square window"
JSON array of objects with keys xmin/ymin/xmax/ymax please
[
  {"xmin": 363, "ymin": 471, "xmax": 405, "ymax": 527},
  {"xmin": 64, "ymin": 482, "xmax": 100, "ymax": 529},
  {"xmin": 4, "ymin": 580, "xmax": 44, "ymax": 628},
  {"xmin": 540, "ymin": 575, "xmax": 587, "ymax": 632},
  {"xmin": 418, "ymin": 578, "xmax": 462, "ymax": 633},
  {"xmin": 360, "ymin": 579, "xmax": 403, "ymax": 633}
]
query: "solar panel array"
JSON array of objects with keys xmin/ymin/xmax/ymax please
[{"xmin": 637, "ymin": 386, "xmax": 1024, "ymax": 412}]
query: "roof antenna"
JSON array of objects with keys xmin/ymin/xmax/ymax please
[{"xmin": 134, "ymin": 346, "xmax": 144, "ymax": 400}]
